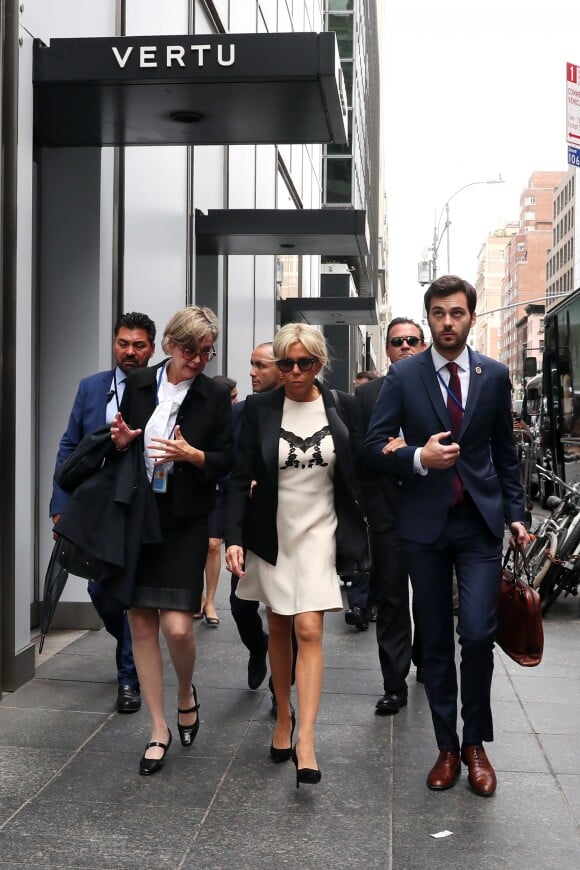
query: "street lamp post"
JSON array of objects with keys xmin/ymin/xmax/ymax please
[{"xmin": 418, "ymin": 175, "xmax": 505, "ymax": 285}]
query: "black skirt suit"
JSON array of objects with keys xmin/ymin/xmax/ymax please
[{"xmin": 120, "ymin": 362, "xmax": 234, "ymax": 611}]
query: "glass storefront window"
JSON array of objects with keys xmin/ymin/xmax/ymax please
[
  {"xmin": 328, "ymin": 1, "xmax": 353, "ymax": 10},
  {"xmin": 325, "ymin": 157, "xmax": 353, "ymax": 204},
  {"xmin": 327, "ymin": 13, "xmax": 354, "ymax": 59}
]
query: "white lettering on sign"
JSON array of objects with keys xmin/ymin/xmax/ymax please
[
  {"xmin": 167, "ymin": 46, "xmax": 186, "ymax": 67},
  {"xmin": 112, "ymin": 46, "xmax": 133, "ymax": 68},
  {"xmin": 190, "ymin": 45, "xmax": 211, "ymax": 66},
  {"xmin": 111, "ymin": 43, "xmax": 236, "ymax": 70},
  {"xmin": 140, "ymin": 46, "xmax": 157, "ymax": 68},
  {"xmin": 218, "ymin": 44, "xmax": 235, "ymax": 66}
]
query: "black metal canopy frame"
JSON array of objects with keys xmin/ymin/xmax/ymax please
[{"xmin": 33, "ymin": 32, "xmax": 348, "ymax": 147}]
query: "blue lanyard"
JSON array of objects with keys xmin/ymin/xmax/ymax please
[
  {"xmin": 155, "ymin": 363, "xmax": 177, "ymax": 440},
  {"xmin": 436, "ymin": 369, "xmax": 464, "ymax": 413},
  {"xmin": 155, "ymin": 363, "xmax": 165, "ymax": 406}
]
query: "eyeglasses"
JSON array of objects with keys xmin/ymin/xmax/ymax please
[
  {"xmin": 175, "ymin": 342, "xmax": 216, "ymax": 361},
  {"xmin": 388, "ymin": 336, "xmax": 421, "ymax": 348},
  {"xmin": 276, "ymin": 357, "xmax": 319, "ymax": 373}
]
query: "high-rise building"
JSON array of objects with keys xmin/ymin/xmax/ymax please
[
  {"xmin": 0, "ymin": 1, "xmax": 384, "ymax": 690},
  {"xmin": 499, "ymin": 171, "xmax": 565, "ymax": 387},
  {"xmin": 474, "ymin": 222, "xmax": 518, "ymax": 360},
  {"xmin": 546, "ymin": 167, "xmax": 576, "ymax": 310}
]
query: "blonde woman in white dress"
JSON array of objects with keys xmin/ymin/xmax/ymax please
[{"xmin": 225, "ymin": 324, "xmax": 368, "ymax": 787}]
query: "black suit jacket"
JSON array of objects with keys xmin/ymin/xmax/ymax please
[
  {"xmin": 355, "ymin": 376, "xmax": 402, "ymax": 533},
  {"xmin": 54, "ymin": 426, "xmax": 162, "ymax": 607},
  {"xmin": 120, "ymin": 362, "xmax": 234, "ymax": 518},
  {"xmin": 225, "ymin": 381, "xmax": 367, "ymax": 569}
]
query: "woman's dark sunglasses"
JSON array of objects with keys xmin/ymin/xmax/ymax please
[
  {"xmin": 276, "ymin": 357, "xmax": 319, "ymax": 373},
  {"xmin": 389, "ymin": 336, "xmax": 421, "ymax": 348}
]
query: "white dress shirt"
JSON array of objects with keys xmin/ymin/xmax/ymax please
[{"xmin": 413, "ymin": 346, "xmax": 470, "ymax": 474}]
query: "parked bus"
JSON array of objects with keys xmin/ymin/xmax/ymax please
[{"xmin": 540, "ymin": 287, "xmax": 580, "ymax": 490}]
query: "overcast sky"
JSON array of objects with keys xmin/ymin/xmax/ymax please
[{"xmin": 384, "ymin": 0, "xmax": 580, "ymax": 322}]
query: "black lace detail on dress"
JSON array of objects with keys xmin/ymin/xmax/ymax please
[{"xmin": 280, "ymin": 426, "xmax": 331, "ymax": 470}]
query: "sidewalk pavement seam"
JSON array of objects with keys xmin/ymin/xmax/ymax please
[
  {"xmin": 0, "ymin": 709, "xmax": 116, "ymax": 833},
  {"xmin": 175, "ymin": 701, "xmax": 267, "ymax": 870},
  {"xmin": 498, "ymin": 652, "xmax": 580, "ymax": 833}
]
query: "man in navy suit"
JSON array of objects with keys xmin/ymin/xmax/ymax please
[
  {"xmin": 50, "ymin": 312, "xmax": 156, "ymax": 713},
  {"xmin": 365, "ymin": 275, "xmax": 529, "ymax": 797}
]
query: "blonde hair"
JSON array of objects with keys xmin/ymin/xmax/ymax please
[
  {"xmin": 273, "ymin": 323, "xmax": 329, "ymax": 367},
  {"xmin": 161, "ymin": 306, "xmax": 219, "ymax": 353}
]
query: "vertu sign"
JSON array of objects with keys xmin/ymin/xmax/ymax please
[
  {"xmin": 111, "ymin": 43, "xmax": 236, "ymax": 70},
  {"xmin": 34, "ymin": 34, "xmax": 312, "ymax": 83},
  {"xmin": 33, "ymin": 32, "xmax": 348, "ymax": 147}
]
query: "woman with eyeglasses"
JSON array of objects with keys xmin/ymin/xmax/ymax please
[
  {"xmin": 225, "ymin": 323, "xmax": 368, "ymax": 788},
  {"xmin": 110, "ymin": 306, "xmax": 233, "ymax": 775}
]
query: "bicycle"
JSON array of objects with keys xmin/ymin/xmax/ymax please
[{"xmin": 528, "ymin": 466, "xmax": 580, "ymax": 614}]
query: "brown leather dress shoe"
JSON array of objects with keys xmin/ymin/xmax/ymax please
[
  {"xmin": 461, "ymin": 745, "xmax": 497, "ymax": 796},
  {"xmin": 426, "ymin": 750, "xmax": 461, "ymax": 790}
]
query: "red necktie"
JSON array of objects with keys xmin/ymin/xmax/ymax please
[{"xmin": 447, "ymin": 362, "xmax": 464, "ymax": 505}]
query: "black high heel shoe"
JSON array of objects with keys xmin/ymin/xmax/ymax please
[
  {"xmin": 291, "ymin": 746, "xmax": 321, "ymax": 788},
  {"xmin": 139, "ymin": 729, "xmax": 172, "ymax": 776},
  {"xmin": 177, "ymin": 684, "xmax": 200, "ymax": 747},
  {"xmin": 270, "ymin": 712, "xmax": 296, "ymax": 763}
]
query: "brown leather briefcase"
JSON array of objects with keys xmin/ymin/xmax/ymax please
[{"xmin": 496, "ymin": 544, "xmax": 543, "ymax": 667}]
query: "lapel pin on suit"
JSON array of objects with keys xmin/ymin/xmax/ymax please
[{"xmin": 475, "ymin": 366, "xmax": 482, "ymax": 374}]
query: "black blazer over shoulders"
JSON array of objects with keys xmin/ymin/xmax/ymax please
[
  {"xmin": 120, "ymin": 362, "xmax": 234, "ymax": 519},
  {"xmin": 225, "ymin": 381, "xmax": 368, "ymax": 570}
]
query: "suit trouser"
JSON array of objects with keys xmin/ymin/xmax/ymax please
[
  {"xmin": 403, "ymin": 499, "xmax": 502, "ymax": 750},
  {"xmin": 371, "ymin": 526, "xmax": 412, "ymax": 693},
  {"xmin": 345, "ymin": 572, "xmax": 372, "ymax": 611},
  {"xmin": 229, "ymin": 575, "xmax": 268, "ymax": 656},
  {"xmin": 87, "ymin": 580, "xmax": 139, "ymax": 689}
]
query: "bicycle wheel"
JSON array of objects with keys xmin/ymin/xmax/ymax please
[
  {"xmin": 536, "ymin": 559, "xmax": 562, "ymax": 602},
  {"xmin": 556, "ymin": 517, "xmax": 580, "ymax": 563},
  {"xmin": 530, "ymin": 531, "xmax": 559, "ymax": 589}
]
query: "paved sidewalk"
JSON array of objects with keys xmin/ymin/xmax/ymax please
[{"xmin": 1, "ymin": 570, "xmax": 580, "ymax": 869}]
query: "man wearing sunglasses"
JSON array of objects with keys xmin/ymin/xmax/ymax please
[
  {"xmin": 356, "ymin": 317, "xmax": 426, "ymax": 713},
  {"xmin": 365, "ymin": 276, "xmax": 529, "ymax": 797}
]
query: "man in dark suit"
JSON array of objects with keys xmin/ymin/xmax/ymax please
[
  {"xmin": 356, "ymin": 317, "xmax": 426, "ymax": 715},
  {"xmin": 365, "ymin": 275, "xmax": 529, "ymax": 797},
  {"xmin": 50, "ymin": 311, "xmax": 156, "ymax": 713}
]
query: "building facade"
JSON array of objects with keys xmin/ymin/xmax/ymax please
[
  {"xmin": 0, "ymin": 0, "xmax": 384, "ymax": 692},
  {"xmin": 546, "ymin": 167, "xmax": 576, "ymax": 310},
  {"xmin": 499, "ymin": 171, "xmax": 565, "ymax": 387},
  {"xmin": 473, "ymin": 222, "xmax": 518, "ymax": 360}
]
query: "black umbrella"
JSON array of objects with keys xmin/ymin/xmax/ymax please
[{"xmin": 38, "ymin": 537, "xmax": 69, "ymax": 653}]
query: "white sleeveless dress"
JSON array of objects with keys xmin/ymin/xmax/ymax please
[{"xmin": 236, "ymin": 395, "xmax": 343, "ymax": 615}]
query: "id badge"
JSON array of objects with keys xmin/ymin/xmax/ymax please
[{"xmin": 152, "ymin": 465, "xmax": 168, "ymax": 494}]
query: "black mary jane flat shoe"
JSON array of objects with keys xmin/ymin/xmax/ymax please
[
  {"xmin": 139, "ymin": 729, "xmax": 172, "ymax": 776},
  {"xmin": 177, "ymin": 684, "xmax": 200, "ymax": 747}
]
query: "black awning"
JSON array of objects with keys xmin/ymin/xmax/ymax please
[
  {"xmin": 33, "ymin": 32, "xmax": 347, "ymax": 147},
  {"xmin": 279, "ymin": 296, "xmax": 377, "ymax": 326},
  {"xmin": 195, "ymin": 209, "xmax": 368, "ymax": 257}
]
